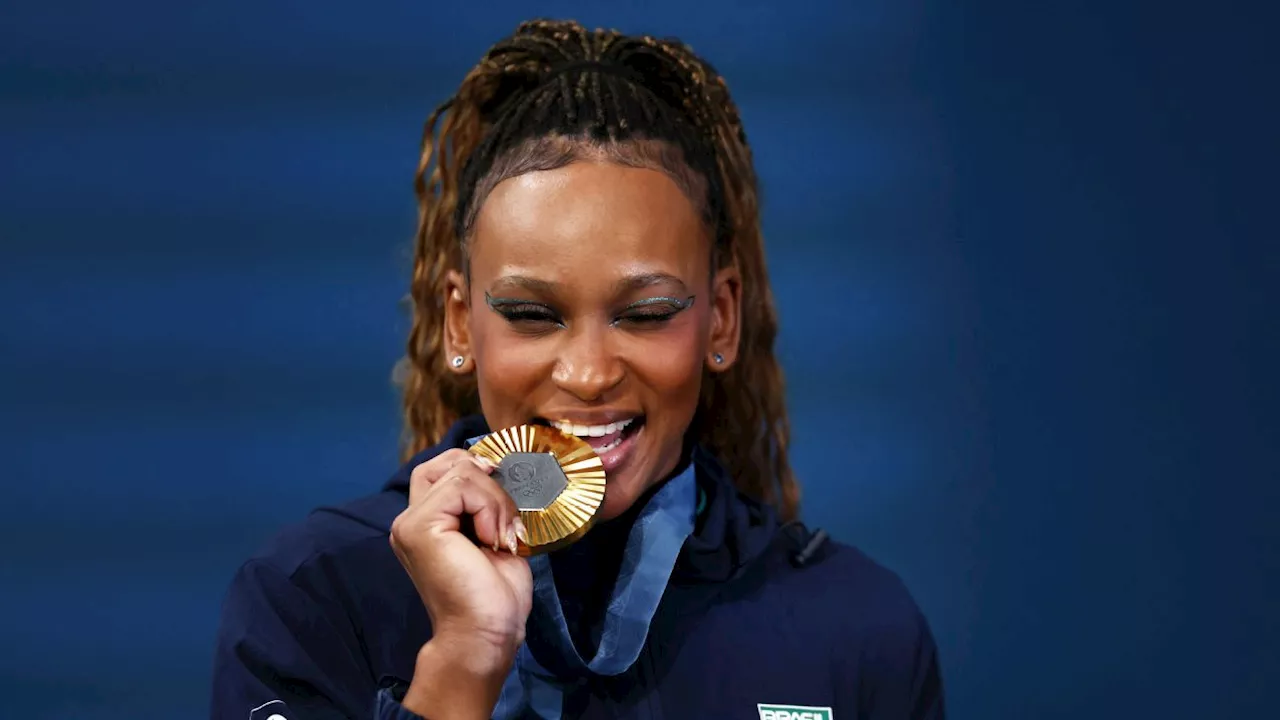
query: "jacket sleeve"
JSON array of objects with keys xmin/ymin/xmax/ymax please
[
  {"xmin": 210, "ymin": 559, "xmax": 427, "ymax": 720},
  {"xmin": 854, "ymin": 604, "xmax": 946, "ymax": 720}
]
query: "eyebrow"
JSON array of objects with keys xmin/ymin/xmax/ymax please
[
  {"xmin": 487, "ymin": 275, "xmax": 558, "ymax": 295},
  {"xmin": 616, "ymin": 272, "xmax": 689, "ymax": 294},
  {"xmin": 487, "ymin": 272, "xmax": 690, "ymax": 297}
]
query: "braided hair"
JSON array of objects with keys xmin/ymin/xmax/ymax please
[{"xmin": 400, "ymin": 19, "xmax": 798, "ymax": 520}]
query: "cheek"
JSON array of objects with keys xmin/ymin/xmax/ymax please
[
  {"xmin": 623, "ymin": 324, "xmax": 706, "ymax": 413},
  {"xmin": 471, "ymin": 324, "xmax": 552, "ymax": 410}
]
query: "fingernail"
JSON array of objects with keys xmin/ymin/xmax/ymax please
[
  {"xmin": 505, "ymin": 524, "xmax": 518, "ymax": 555},
  {"xmin": 513, "ymin": 517, "xmax": 528, "ymax": 545},
  {"xmin": 473, "ymin": 455, "xmax": 498, "ymax": 471}
]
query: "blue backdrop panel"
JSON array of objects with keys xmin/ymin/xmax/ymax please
[{"xmin": 1, "ymin": 1, "xmax": 1275, "ymax": 718}]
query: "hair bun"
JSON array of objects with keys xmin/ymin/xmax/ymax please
[
  {"xmin": 598, "ymin": 37, "xmax": 716, "ymax": 136},
  {"xmin": 471, "ymin": 21, "xmax": 713, "ymax": 135}
]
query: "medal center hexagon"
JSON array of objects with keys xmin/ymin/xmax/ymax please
[{"xmin": 494, "ymin": 451, "xmax": 569, "ymax": 511}]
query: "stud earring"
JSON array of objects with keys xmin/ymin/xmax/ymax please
[
  {"xmin": 713, "ymin": 353, "xmax": 724, "ymax": 365},
  {"xmin": 451, "ymin": 355, "xmax": 465, "ymax": 368}
]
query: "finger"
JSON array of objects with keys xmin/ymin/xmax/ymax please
[
  {"xmin": 408, "ymin": 449, "xmax": 495, "ymax": 505},
  {"xmin": 400, "ymin": 461, "xmax": 514, "ymax": 555},
  {"xmin": 422, "ymin": 470, "xmax": 519, "ymax": 552},
  {"xmin": 447, "ymin": 458, "xmax": 510, "ymax": 550},
  {"xmin": 407, "ymin": 449, "xmax": 468, "ymax": 505}
]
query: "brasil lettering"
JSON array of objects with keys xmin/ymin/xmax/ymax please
[{"xmin": 757, "ymin": 704, "xmax": 834, "ymax": 720}]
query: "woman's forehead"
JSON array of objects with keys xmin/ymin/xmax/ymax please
[{"xmin": 469, "ymin": 162, "xmax": 710, "ymax": 284}]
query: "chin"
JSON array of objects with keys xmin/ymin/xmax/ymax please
[
  {"xmin": 595, "ymin": 456, "xmax": 677, "ymax": 522},
  {"xmin": 596, "ymin": 483, "xmax": 647, "ymax": 522},
  {"xmin": 596, "ymin": 497, "xmax": 630, "ymax": 523}
]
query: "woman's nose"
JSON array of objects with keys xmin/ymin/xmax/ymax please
[{"xmin": 551, "ymin": 327, "xmax": 624, "ymax": 401}]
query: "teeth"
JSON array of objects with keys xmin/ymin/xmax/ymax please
[{"xmin": 551, "ymin": 417, "xmax": 635, "ymax": 437}]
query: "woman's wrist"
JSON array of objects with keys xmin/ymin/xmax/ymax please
[{"xmin": 400, "ymin": 634, "xmax": 516, "ymax": 719}]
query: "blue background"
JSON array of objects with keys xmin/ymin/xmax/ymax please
[{"xmin": 2, "ymin": 1, "xmax": 1276, "ymax": 718}]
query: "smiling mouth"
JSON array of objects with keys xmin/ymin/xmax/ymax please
[{"xmin": 534, "ymin": 416, "xmax": 646, "ymax": 454}]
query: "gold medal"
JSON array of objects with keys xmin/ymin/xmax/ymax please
[{"xmin": 468, "ymin": 424, "xmax": 607, "ymax": 556}]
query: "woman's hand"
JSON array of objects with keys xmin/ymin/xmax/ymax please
[{"xmin": 389, "ymin": 448, "xmax": 532, "ymax": 717}]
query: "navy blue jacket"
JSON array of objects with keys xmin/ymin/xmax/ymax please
[{"xmin": 211, "ymin": 417, "xmax": 944, "ymax": 719}]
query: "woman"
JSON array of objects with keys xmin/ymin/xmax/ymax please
[{"xmin": 212, "ymin": 19, "xmax": 944, "ymax": 720}]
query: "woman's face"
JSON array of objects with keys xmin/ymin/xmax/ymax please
[{"xmin": 444, "ymin": 160, "xmax": 740, "ymax": 521}]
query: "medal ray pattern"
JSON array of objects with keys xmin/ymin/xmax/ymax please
[{"xmin": 469, "ymin": 424, "xmax": 608, "ymax": 555}]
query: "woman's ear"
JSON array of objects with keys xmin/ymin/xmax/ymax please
[
  {"xmin": 706, "ymin": 263, "xmax": 742, "ymax": 372},
  {"xmin": 443, "ymin": 269, "xmax": 474, "ymax": 373}
]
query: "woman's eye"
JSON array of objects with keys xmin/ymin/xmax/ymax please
[
  {"xmin": 498, "ymin": 305, "xmax": 561, "ymax": 327},
  {"xmin": 616, "ymin": 306, "xmax": 682, "ymax": 325},
  {"xmin": 614, "ymin": 296, "xmax": 695, "ymax": 327}
]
